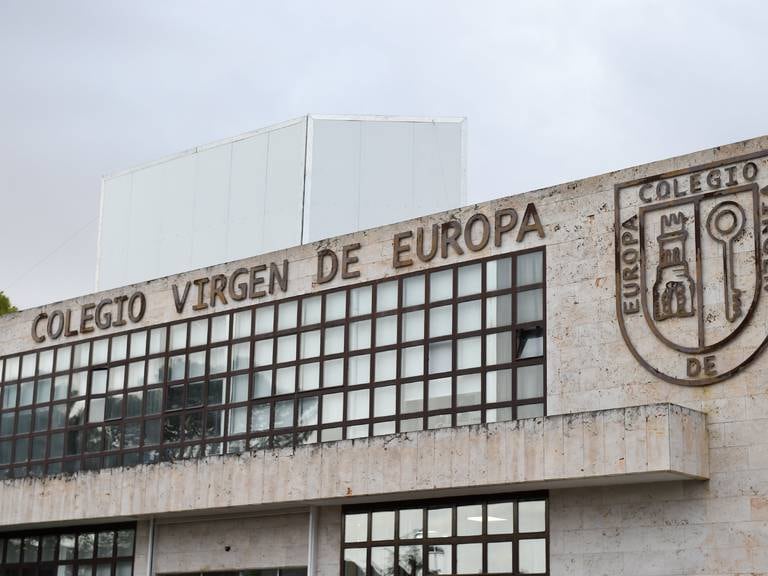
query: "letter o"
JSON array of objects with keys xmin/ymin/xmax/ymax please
[
  {"xmin": 622, "ymin": 248, "xmax": 638, "ymax": 266},
  {"xmin": 464, "ymin": 213, "xmax": 490, "ymax": 252},
  {"xmin": 47, "ymin": 310, "xmax": 64, "ymax": 340},
  {"xmin": 128, "ymin": 292, "xmax": 146, "ymax": 323},
  {"xmin": 744, "ymin": 161, "xmax": 758, "ymax": 181}
]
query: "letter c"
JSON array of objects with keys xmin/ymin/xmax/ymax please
[
  {"xmin": 32, "ymin": 313, "xmax": 47, "ymax": 343},
  {"xmin": 638, "ymin": 184, "xmax": 653, "ymax": 203}
]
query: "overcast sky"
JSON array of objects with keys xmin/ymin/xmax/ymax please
[{"xmin": 1, "ymin": 0, "xmax": 766, "ymax": 310}]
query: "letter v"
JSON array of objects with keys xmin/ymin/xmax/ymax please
[{"xmin": 172, "ymin": 282, "xmax": 191, "ymax": 313}]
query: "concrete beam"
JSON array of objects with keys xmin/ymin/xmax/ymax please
[{"xmin": 0, "ymin": 403, "xmax": 707, "ymax": 528}]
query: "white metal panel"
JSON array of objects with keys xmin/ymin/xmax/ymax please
[
  {"xmin": 357, "ymin": 120, "xmax": 416, "ymax": 232},
  {"xmin": 97, "ymin": 115, "xmax": 465, "ymax": 290},
  {"xmin": 412, "ymin": 121, "xmax": 465, "ymax": 215},
  {"xmin": 190, "ymin": 145, "xmax": 232, "ymax": 269},
  {"xmin": 262, "ymin": 120, "xmax": 306, "ymax": 253},
  {"xmin": 304, "ymin": 116, "xmax": 466, "ymax": 243},
  {"xmin": 152, "ymin": 155, "xmax": 198, "ymax": 282},
  {"xmin": 96, "ymin": 175, "xmax": 132, "ymax": 290},
  {"xmin": 302, "ymin": 118, "xmax": 361, "ymax": 242},
  {"xmin": 227, "ymin": 131, "xmax": 270, "ymax": 262}
]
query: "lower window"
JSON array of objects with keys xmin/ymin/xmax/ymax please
[
  {"xmin": 0, "ymin": 524, "xmax": 135, "ymax": 576},
  {"xmin": 164, "ymin": 570, "xmax": 306, "ymax": 576},
  {"xmin": 342, "ymin": 494, "xmax": 547, "ymax": 576}
]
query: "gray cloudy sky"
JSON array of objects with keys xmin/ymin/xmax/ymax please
[{"xmin": 1, "ymin": 0, "xmax": 766, "ymax": 310}]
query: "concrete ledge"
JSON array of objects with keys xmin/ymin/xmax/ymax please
[{"xmin": 0, "ymin": 403, "xmax": 707, "ymax": 528}]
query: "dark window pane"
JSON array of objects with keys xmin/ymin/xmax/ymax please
[
  {"xmin": 106, "ymin": 425, "xmax": 122, "ymax": 450},
  {"xmin": 17, "ymin": 410, "xmax": 31, "ymax": 434},
  {"xmin": 34, "ymin": 406, "xmax": 48, "ymax": 432},
  {"xmin": 31, "ymin": 436, "xmax": 46, "ymax": 461},
  {"xmin": 41, "ymin": 535, "xmax": 57, "ymax": 561},
  {"xmin": 207, "ymin": 379, "xmax": 225, "ymax": 405},
  {"xmin": 144, "ymin": 419, "xmax": 161, "ymax": 445},
  {"xmin": 49, "ymin": 433, "xmax": 64, "ymax": 458},
  {"xmin": 107, "ymin": 395, "xmax": 123, "ymax": 420},
  {"xmin": 125, "ymin": 392, "xmax": 142, "ymax": 418},
  {"xmin": 116, "ymin": 560, "xmax": 132, "ymax": 576},
  {"xmin": 13, "ymin": 438, "xmax": 28, "ymax": 463},
  {"xmin": 184, "ymin": 412, "xmax": 203, "ymax": 441},
  {"xmin": 0, "ymin": 413, "xmax": 14, "ymax": 436},
  {"xmin": 124, "ymin": 422, "xmax": 141, "ymax": 448},
  {"xmin": 97, "ymin": 532, "xmax": 114, "ymax": 558},
  {"xmin": 51, "ymin": 404, "xmax": 67, "ymax": 429},
  {"xmin": 186, "ymin": 381, "xmax": 204, "ymax": 407},
  {"xmin": 6, "ymin": 538, "xmax": 21, "ymax": 562},
  {"xmin": 0, "ymin": 440, "xmax": 10, "ymax": 464},
  {"xmin": 22, "ymin": 537, "xmax": 38, "ymax": 562},
  {"xmin": 163, "ymin": 415, "xmax": 181, "ymax": 443},
  {"xmin": 116, "ymin": 530, "xmax": 134, "ymax": 556},
  {"xmin": 145, "ymin": 389, "xmax": 162, "ymax": 415},
  {"xmin": 167, "ymin": 385, "xmax": 184, "ymax": 411},
  {"xmin": 86, "ymin": 427, "xmax": 103, "ymax": 453},
  {"xmin": 206, "ymin": 410, "xmax": 224, "ymax": 438},
  {"xmin": 77, "ymin": 533, "xmax": 94, "ymax": 559}
]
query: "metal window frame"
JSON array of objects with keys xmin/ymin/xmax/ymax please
[
  {"xmin": 0, "ymin": 248, "xmax": 545, "ymax": 480},
  {"xmin": 0, "ymin": 523, "xmax": 137, "ymax": 576},
  {"xmin": 340, "ymin": 492, "xmax": 550, "ymax": 576}
]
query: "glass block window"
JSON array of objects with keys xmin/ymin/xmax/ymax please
[
  {"xmin": 0, "ymin": 249, "xmax": 545, "ymax": 480},
  {"xmin": 342, "ymin": 494, "xmax": 548, "ymax": 575}
]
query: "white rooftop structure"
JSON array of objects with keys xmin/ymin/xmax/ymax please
[{"xmin": 96, "ymin": 114, "xmax": 466, "ymax": 290}]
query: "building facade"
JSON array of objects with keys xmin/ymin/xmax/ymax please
[{"xmin": 2, "ymin": 136, "xmax": 768, "ymax": 575}]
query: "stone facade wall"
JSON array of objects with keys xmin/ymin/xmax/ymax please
[
  {"xmin": 152, "ymin": 512, "xmax": 308, "ymax": 574},
  {"xmin": 3, "ymin": 136, "xmax": 768, "ymax": 575},
  {"xmin": 123, "ymin": 509, "xmax": 342, "ymax": 576},
  {"xmin": 540, "ymin": 137, "xmax": 768, "ymax": 574}
]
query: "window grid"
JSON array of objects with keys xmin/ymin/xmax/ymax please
[
  {"xmin": 0, "ymin": 249, "xmax": 545, "ymax": 479},
  {"xmin": 341, "ymin": 493, "xmax": 549, "ymax": 576},
  {"xmin": 0, "ymin": 524, "xmax": 135, "ymax": 576}
]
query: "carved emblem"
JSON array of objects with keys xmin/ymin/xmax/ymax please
[{"xmin": 615, "ymin": 153, "xmax": 768, "ymax": 385}]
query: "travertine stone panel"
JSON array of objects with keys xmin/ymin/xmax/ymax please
[
  {"xmin": 153, "ymin": 512, "xmax": 308, "ymax": 573},
  {"xmin": 0, "ymin": 404, "xmax": 706, "ymax": 528},
  {"xmin": 317, "ymin": 507, "xmax": 342, "ymax": 576}
]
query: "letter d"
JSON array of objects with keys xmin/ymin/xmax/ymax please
[
  {"xmin": 316, "ymin": 249, "xmax": 339, "ymax": 284},
  {"xmin": 686, "ymin": 358, "xmax": 701, "ymax": 377}
]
